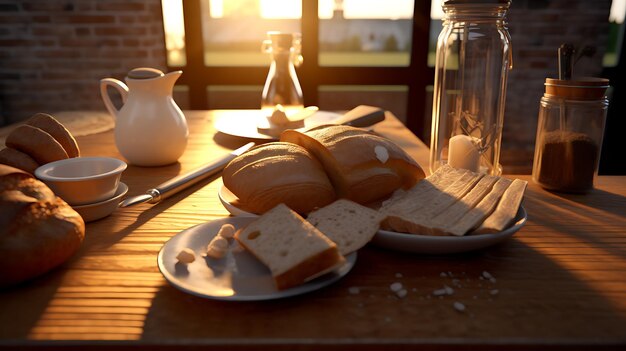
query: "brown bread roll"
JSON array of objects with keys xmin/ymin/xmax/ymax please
[
  {"xmin": 0, "ymin": 148, "xmax": 39, "ymax": 174},
  {"xmin": 5, "ymin": 125, "xmax": 69, "ymax": 164},
  {"xmin": 0, "ymin": 165, "xmax": 85, "ymax": 287},
  {"xmin": 281, "ymin": 125, "xmax": 425, "ymax": 205},
  {"xmin": 26, "ymin": 113, "xmax": 80, "ymax": 158},
  {"xmin": 222, "ymin": 142, "xmax": 336, "ymax": 214}
]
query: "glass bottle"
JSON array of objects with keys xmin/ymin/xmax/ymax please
[
  {"xmin": 261, "ymin": 32, "xmax": 304, "ymax": 117},
  {"xmin": 532, "ymin": 78, "xmax": 609, "ymax": 193},
  {"xmin": 430, "ymin": 0, "xmax": 513, "ymax": 175}
]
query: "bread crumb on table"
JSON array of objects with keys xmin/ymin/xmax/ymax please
[
  {"xmin": 348, "ymin": 287, "xmax": 360, "ymax": 295},
  {"xmin": 453, "ymin": 301, "xmax": 466, "ymax": 312},
  {"xmin": 390, "ymin": 282, "xmax": 403, "ymax": 292}
]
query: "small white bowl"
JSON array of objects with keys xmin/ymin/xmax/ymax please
[
  {"xmin": 35, "ymin": 157, "xmax": 127, "ymax": 206},
  {"xmin": 72, "ymin": 182, "xmax": 128, "ymax": 222}
]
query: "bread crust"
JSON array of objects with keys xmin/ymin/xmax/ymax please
[
  {"xmin": 281, "ymin": 125, "xmax": 425, "ymax": 205},
  {"xmin": 6, "ymin": 125, "xmax": 69, "ymax": 164},
  {"xmin": 0, "ymin": 165, "xmax": 85, "ymax": 287},
  {"xmin": 27, "ymin": 113, "xmax": 80, "ymax": 158},
  {"xmin": 274, "ymin": 246, "xmax": 345, "ymax": 290},
  {"xmin": 223, "ymin": 142, "xmax": 336, "ymax": 214},
  {"xmin": 0, "ymin": 148, "xmax": 39, "ymax": 174}
]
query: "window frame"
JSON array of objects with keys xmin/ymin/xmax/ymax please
[{"xmin": 172, "ymin": 0, "xmax": 433, "ymax": 137}]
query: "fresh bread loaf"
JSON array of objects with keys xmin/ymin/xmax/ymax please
[
  {"xmin": 235, "ymin": 204, "xmax": 345, "ymax": 290},
  {"xmin": 281, "ymin": 125, "xmax": 425, "ymax": 205},
  {"xmin": 0, "ymin": 165, "xmax": 85, "ymax": 287},
  {"xmin": 222, "ymin": 142, "xmax": 336, "ymax": 214},
  {"xmin": 306, "ymin": 199, "xmax": 382, "ymax": 255}
]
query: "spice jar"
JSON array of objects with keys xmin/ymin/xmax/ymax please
[
  {"xmin": 532, "ymin": 78, "xmax": 609, "ymax": 193},
  {"xmin": 430, "ymin": 0, "xmax": 513, "ymax": 176}
]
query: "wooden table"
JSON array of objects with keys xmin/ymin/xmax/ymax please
[{"xmin": 1, "ymin": 110, "xmax": 625, "ymax": 350}]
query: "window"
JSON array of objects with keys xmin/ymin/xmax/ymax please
[
  {"xmin": 605, "ymin": 0, "xmax": 625, "ymax": 67},
  {"xmin": 161, "ymin": 0, "xmax": 433, "ymax": 137}
]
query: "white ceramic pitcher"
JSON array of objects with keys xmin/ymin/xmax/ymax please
[{"xmin": 100, "ymin": 67, "xmax": 188, "ymax": 166}]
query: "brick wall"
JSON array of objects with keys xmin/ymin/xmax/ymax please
[
  {"xmin": 0, "ymin": 0, "xmax": 166, "ymax": 125},
  {"xmin": 0, "ymin": 0, "xmax": 614, "ymax": 173},
  {"xmin": 502, "ymin": 0, "xmax": 611, "ymax": 172}
]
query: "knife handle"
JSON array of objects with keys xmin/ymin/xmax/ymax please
[{"xmin": 337, "ymin": 105, "xmax": 386, "ymax": 127}]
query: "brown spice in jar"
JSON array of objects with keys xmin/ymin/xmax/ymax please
[{"xmin": 537, "ymin": 130, "xmax": 598, "ymax": 192}]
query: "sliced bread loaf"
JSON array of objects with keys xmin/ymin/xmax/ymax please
[
  {"xmin": 306, "ymin": 199, "xmax": 382, "ymax": 255},
  {"xmin": 235, "ymin": 203, "xmax": 345, "ymax": 290}
]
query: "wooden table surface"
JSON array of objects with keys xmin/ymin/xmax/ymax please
[{"xmin": 1, "ymin": 110, "xmax": 625, "ymax": 350}]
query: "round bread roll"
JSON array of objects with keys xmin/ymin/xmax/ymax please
[
  {"xmin": 281, "ymin": 125, "xmax": 425, "ymax": 205},
  {"xmin": 5, "ymin": 125, "xmax": 69, "ymax": 164},
  {"xmin": 0, "ymin": 147, "xmax": 40, "ymax": 174},
  {"xmin": 26, "ymin": 113, "xmax": 80, "ymax": 158},
  {"xmin": 223, "ymin": 142, "xmax": 336, "ymax": 214},
  {"xmin": 0, "ymin": 165, "xmax": 85, "ymax": 287}
]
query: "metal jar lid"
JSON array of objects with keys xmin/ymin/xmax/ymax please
[{"xmin": 544, "ymin": 78, "xmax": 610, "ymax": 101}]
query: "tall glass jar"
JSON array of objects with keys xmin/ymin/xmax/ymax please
[
  {"xmin": 430, "ymin": 0, "xmax": 512, "ymax": 175},
  {"xmin": 261, "ymin": 32, "xmax": 304, "ymax": 117}
]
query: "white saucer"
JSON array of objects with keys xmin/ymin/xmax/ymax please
[
  {"xmin": 214, "ymin": 110, "xmax": 342, "ymax": 140},
  {"xmin": 72, "ymin": 182, "xmax": 128, "ymax": 222},
  {"xmin": 158, "ymin": 217, "xmax": 357, "ymax": 301},
  {"xmin": 372, "ymin": 206, "xmax": 528, "ymax": 254}
]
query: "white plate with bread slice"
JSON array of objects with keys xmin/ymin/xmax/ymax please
[
  {"xmin": 218, "ymin": 183, "xmax": 528, "ymax": 255},
  {"xmin": 158, "ymin": 216, "xmax": 357, "ymax": 301},
  {"xmin": 373, "ymin": 206, "xmax": 527, "ymax": 254}
]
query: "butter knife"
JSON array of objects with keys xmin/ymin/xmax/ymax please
[{"xmin": 119, "ymin": 142, "xmax": 255, "ymax": 208}]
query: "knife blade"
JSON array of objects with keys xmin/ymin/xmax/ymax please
[{"xmin": 119, "ymin": 142, "xmax": 255, "ymax": 208}]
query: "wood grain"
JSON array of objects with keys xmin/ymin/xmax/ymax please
[{"xmin": 0, "ymin": 110, "xmax": 625, "ymax": 350}]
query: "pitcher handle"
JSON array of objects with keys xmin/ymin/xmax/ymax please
[{"xmin": 100, "ymin": 78, "xmax": 129, "ymax": 119}]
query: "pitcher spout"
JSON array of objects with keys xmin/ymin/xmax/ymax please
[{"xmin": 161, "ymin": 70, "xmax": 182, "ymax": 88}]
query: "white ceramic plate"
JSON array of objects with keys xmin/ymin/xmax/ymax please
[
  {"xmin": 72, "ymin": 182, "xmax": 128, "ymax": 222},
  {"xmin": 371, "ymin": 206, "xmax": 528, "ymax": 254},
  {"xmin": 158, "ymin": 217, "xmax": 357, "ymax": 301},
  {"xmin": 214, "ymin": 110, "xmax": 342, "ymax": 140},
  {"xmin": 218, "ymin": 185, "xmax": 257, "ymax": 217}
]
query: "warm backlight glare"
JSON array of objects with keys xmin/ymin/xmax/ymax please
[
  {"xmin": 208, "ymin": 0, "xmax": 414, "ymax": 19},
  {"xmin": 260, "ymin": 0, "xmax": 301, "ymax": 18},
  {"xmin": 161, "ymin": 0, "xmax": 186, "ymax": 66}
]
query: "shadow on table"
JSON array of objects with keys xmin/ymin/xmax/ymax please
[
  {"xmin": 139, "ymin": 238, "xmax": 626, "ymax": 345},
  {"xmin": 546, "ymin": 187, "xmax": 626, "ymax": 221},
  {"xmin": 523, "ymin": 186, "xmax": 626, "ymax": 258},
  {"xmin": 0, "ymin": 261, "xmax": 70, "ymax": 339}
]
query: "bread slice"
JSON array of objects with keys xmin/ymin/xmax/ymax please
[
  {"xmin": 6, "ymin": 125, "xmax": 68, "ymax": 164},
  {"xmin": 26, "ymin": 113, "xmax": 80, "ymax": 158},
  {"xmin": 306, "ymin": 199, "xmax": 381, "ymax": 255},
  {"xmin": 473, "ymin": 179, "xmax": 527, "ymax": 234},
  {"xmin": 235, "ymin": 204, "xmax": 345, "ymax": 290},
  {"xmin": 0, "ymin": 148, "xmax": 39, "ymax": 174}
]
